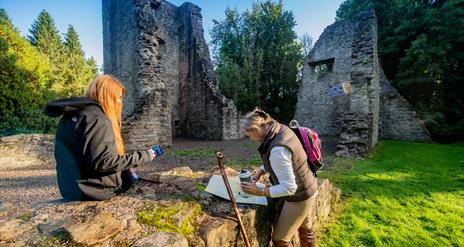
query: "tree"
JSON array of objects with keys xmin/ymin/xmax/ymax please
[
  {"xmin": 60, "ymin": 25, "xmax": 97, "ymax": 96},
  {"xmin": 211, "ymin": 0, "xmax": 303, "ymax": 122},
  {"xmin": 64, "ymin": 25, "xmax": 83, "ymax": 56},
  {"xmin": 0, "ymin": 9, "xmax": 57, "ymax": 134},
  {"xmin": 28, "ymin": 10, "xmax": 63, "ymax": 64},
  {"xmin": 299, "ymin": 33, "xmax": 313, "ymax": 57},
  {"xmin": 28, "ymin": 12, "xmax": 97, "ymax": 98},
  {"xmin": 336, "ymin": 0, "xmax": 464, "ymax": 142},
  {"xmin": 0, "ymin": 9, "xmax": 98, "ymax": 135}
]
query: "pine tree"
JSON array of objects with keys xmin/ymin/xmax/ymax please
[
  {"xmin": 61, "ymin": 25, "xmax": 97, "ymax": 97},
  {"xmin": 87, "ymin": 56, "xmax": 100, "ymax": 75},
  {"xmin": 28, "ymin": 10, "xmax": 63, "ymax": 64},
  {"xmin": 64, "ymin": 25, "xmax": 83, "ymax": 57}
]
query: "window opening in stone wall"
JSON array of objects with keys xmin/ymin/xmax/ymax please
[{"xmin": 309, "ymin": 58, "xmax": 334, "ymax": 79}]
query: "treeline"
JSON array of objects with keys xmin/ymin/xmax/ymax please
[
  {"xmin": 0, "ymin": 9, "xmax": 98, "ymax": 135},
  {"xmin": 336, "ymin": 0, "xmax": 464, "ymax": 142}
]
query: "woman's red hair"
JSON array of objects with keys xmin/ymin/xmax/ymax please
[{"xmin": 84, "ymin": 75, "xmax": 126, "ymax": 155}]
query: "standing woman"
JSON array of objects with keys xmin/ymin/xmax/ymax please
[
  {"xmin": 241, "ymin": 108, "xmax": 319, "ymax": 247},
  {"xmin": 45, "ymin": 75, "xmax": 158, "ymax": 201}
]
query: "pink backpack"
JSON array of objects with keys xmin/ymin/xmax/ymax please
[{"xmin": 289, "ymin": 120, "xmax": 324, "ymax": 176}]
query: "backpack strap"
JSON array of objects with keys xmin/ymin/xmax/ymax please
[
  {"xmin": 308, "ymin": 129, "xmax": 321, "ymax": 160},
  {"xmin": 298, "ymin": 127, "xmax": 317, "ymax": 163}
]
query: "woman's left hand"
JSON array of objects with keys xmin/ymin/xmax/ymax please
[{"xmin": 241, "ymin": 182, "xmax": 263, "ymax": 196}]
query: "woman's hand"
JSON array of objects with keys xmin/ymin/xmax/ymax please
[
  {"xmin": 251, "ymin": 168, "xmax": 263, "ymax": 183},
  {"xmin": 241, "ymin": 182, "xmax": 265, "ymax": 196}
]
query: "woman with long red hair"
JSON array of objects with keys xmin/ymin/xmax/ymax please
[{"xmin": 45, "ymin": 75, "xmax": 159, "ymax": 200}]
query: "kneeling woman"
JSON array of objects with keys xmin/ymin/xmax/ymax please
[
  {"xmin": 45, "ymin": 75, "xmax": 157, "ymax": 201},
  {"xmin": 241, "ymin": 108, "xmax": 318, "ymax": 247}
]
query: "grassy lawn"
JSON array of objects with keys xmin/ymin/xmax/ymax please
[{"xmin": 318, "ymin": 140, "xmax": 464, "ymax": 247}]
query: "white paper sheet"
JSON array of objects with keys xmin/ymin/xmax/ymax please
[{"xmin": 205, "ymin": 175, "xmax": 268, "ymax": 206}]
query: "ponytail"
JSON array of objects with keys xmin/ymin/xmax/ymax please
[{"xmin": 242, "ymin": 107, "xmax": 274, "ymax": 131}]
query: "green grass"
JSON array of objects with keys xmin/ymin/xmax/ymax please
[
  {"xmin": 18, "ymin": 212, "xmax": 34, "ymax": 222},
  {"xmin": 226, "ymin": 154, "xmax": 262, "ymax": 170},
  {"xmin": 318, "ymin": 140, "xmax": 464, "ymax": 247},
  {"xmin": 196, "ymin": 183, "xmax": 207, "ymax": 191},
  {"xmin": 33, "ymin": 231, "xmax": 81, "ymax": 247}
]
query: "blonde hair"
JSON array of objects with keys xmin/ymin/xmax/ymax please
[
  {"xmin": 84, "ymin": 75, "xmax": 126, "ymax": 155},
  {"xmin": 242, "ymin": 107, "xmax": 274, "ymax": 132}
]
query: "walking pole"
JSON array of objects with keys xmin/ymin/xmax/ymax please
[{"xmin": 216, "ymin": 152, "xmax": 252, "ymax": 247}]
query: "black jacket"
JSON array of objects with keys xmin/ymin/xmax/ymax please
[{"xmin": 44, "ymin": 97, "xmax": 152, "ymax": 200}]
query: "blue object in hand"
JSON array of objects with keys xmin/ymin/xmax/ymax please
[{"xmin": 152, "ymin": 144, "xmax": 164, "ymax": 156}]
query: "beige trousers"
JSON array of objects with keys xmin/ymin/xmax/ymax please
[{"xmin": 273, "ymin": 193, "xmax": 317, "ymax": 241}]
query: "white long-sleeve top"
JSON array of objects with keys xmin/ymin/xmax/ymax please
[{"xmin": 260, "ymin": 146, "xmax": 297, "ymax": 198}]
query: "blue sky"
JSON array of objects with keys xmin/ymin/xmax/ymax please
[{"xmin": 1, "ymin": 0, "xmax": 343, "ymax": 67}]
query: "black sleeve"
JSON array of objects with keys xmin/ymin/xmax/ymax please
[{"xmin": 77, "ymin": 111, "xmax": 152, "ymax": 173}]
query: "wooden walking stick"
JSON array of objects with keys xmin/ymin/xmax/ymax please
[{"xmin": 216, "ymin": 151, "xmax": 252, "ymax": 247}]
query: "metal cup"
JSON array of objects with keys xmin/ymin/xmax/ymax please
[{"xmin": 239, "ymin": 169, "xmax": 252, "ymax": 198}]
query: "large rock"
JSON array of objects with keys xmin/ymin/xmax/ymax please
[
  {"xmin": 0, "ymin": 219, "xmax": 32, "ymax": 241},
  {"xmin": 37, "ymin": 217, "xmax": 66, "ymax": 237},
  {"xmin": 0, "ymin": 134, "xmax": 54, "ymax": 169},
  {"xmin": 0, "ymin": 202, "xmax": 14, "ymax": 218},
  {"xmin": 133, "ymin": 230, "xmax": 189, "ymax": 247},
  {"xmin": 200, "ymin": 215, "xmax": 238, "ymax": 247},
  {"xmin": 313, "ymin": 179, "xmax": 342, "ymax": 229},
  {"xmin": 145, "ymin": 166, "xmax": 211, "ymax": 193},
  {"xmin": 65, "ymin": 212, "xmax": 124, "ymax": 245}
]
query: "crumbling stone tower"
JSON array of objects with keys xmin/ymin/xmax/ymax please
[
  {"xmin": 103, "ymin": 0, "xmax": 241, "ymax": 149},
  {"xmin": 294, "ymin": 10, "xmax": 430, "ymax": 158}
]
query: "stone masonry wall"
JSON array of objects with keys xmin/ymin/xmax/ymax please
[
  {"xmin": 294, "ymin": 21, "xmax": 354, "ymax": 136},
  {"xmin": 177, "ymin": 3, "xmax": 241, "ymax": 140},
  {"xmin": 380, "ymin": 69, "xmax": 431, "ymax": 141},
  {"xmin": 336, "ymin": 10, "xmax": 380, "ymax": 157},
  {"xmin": 295, "ymin": 10, "xmax": 430, "ymax": 158},
  {"xmin": 103, "ymin": 0, "xmax": 241, "ymax": 150}
]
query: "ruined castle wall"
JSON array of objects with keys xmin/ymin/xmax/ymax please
[
  {"xmin": 102, "ymin": 0, "xmax": 138, "ymax": 115},
  {"xmin": 295, "ymin": 9, "xmax": 430, "ymax": 158},
  {"xmin": 176, "ymin": 3, "xmax": 241, "ymax": 140},
  {"xmin": 177, "ymin": 3, "xmax": 221, "ymax": 139},
  {"xmin": 380, "ymin": 70, "xmax": 431, "ymax": 141},
  {"xmin": 336, "ymin": 10, "xmax": 380, "ymax": 157},
  {"xmin": 103, "ymin": 0, "xmax": 174, "ymax": 150},
  {"xmin": 103, "ymin": 0, "xmax": 241, "ymax": 149},
  {"xmin": 294, "ymin": 21, "xmax": 354, "ymax": 135}
]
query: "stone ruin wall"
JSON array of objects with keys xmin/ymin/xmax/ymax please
[
  {"xmin": 294, "ymin": 20, "xmax": 354, "ymax": 137},
  {"xmin": 380, "ymin": 70, "xmax": 431, "ymax": 141},
  {"xmin": 336, "ymin": 10, "xmax": 380, "ymax": 157},
  {"xmin": 294, "ymin": 10, "xmax": 430, "ymax": 158},
  {"xmin": 103, "ymin": 0, "xmax": 241, "ymax": 150}
]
